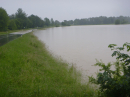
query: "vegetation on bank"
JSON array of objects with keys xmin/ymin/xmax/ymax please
[
  {"xmin": 54, "ymin": 16, "xmax": 130, "ymax": 26},
  {"xmin": 89, "ymin": 43, "xmax": 130, "ymax": 97},
  {"xmin": 0, "ymin": 32, "xmax": 97, "ymax": 97}
]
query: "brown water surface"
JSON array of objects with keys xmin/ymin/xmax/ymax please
[{"xmin": 34, "ymin": 25, "xmax": 130, "ymax": 77}]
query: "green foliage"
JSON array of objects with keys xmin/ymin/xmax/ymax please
[
  {"xmin": 44, "ymin": 17, "xmax": 51, "ymax": 27},
  {"xmin": 61, "ymin": 20, "xmax": 71, "ymax": 26},
  {"xmin": 15, "ymin": 8, "xmax": 27, "ymax": 19},
  {"xmin": 73, "ymin": 16, "xmax": 130, "ymax": 25},
  {"xmin": 9, "ymin": 14, "xmax": 15, "ymax": 20},
  {"xmin": 28, "ymin": 15, "xmax": 44, "ymax": 28},
  {"xmin": 89, "ymin": 43, "xmax": 130, "ymax": 97},
  {"xmin": 0, "ymin": 7, "xmax": 9, "ymax": 31},
  {"xmin": 115, "ymin": 19, "xmax": 120, "ymax": 25},
  {"xmin": 61, "ymin": 20, "xmax": 70, "ymax": 26},
  {"xmin": 121, "ymin": 19, "xmax": 128, "ymax": 24},
  {"xmin": 8, "ymin": 20, "xmax": 17, "ymax": 30},
  {"xmin": 15, "ymin": 8, "xmax": 28, "ymax": 29},
  {"xmin": 55, "ymin": 20, "xmax": 60, "ymax": 27},
  {"xmin": 50, "ymin": 18, "xmax": 55, "ymax": 26},
  {"xmin": 15, "ymin": 18, "xmax": 23, "ymax": 29},
  {"xmin": 0, "ymin": 7, "xmax": 60, "ymax": 31}
]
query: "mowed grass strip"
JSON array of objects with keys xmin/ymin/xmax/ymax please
[{"xmin": 0, "ymin": 32, "xmax": 97, "ymax": 97}]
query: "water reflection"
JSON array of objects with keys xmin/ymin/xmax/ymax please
[
  {"xmin": 0, "ymin": 34, "xmax": 22, "ymax": 46},
  {"xmin": 0, "ymin": 30, "xmax": 32, "ymax": 47}
]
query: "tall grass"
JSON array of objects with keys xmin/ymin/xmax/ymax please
[{"xmin": 0, "ymin": 32, "xmax": 97, "ymax": 97}]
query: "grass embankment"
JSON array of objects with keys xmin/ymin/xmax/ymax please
[{"xmin": 0, "ymin": 32, "xmax": 97, "ymax": 97}]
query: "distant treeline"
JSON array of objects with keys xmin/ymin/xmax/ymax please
[
  {"xmin": 62, "ymin": 16, "xmax": 130, "ymax": 26},
  {"xmin": 0, "ymin": 7, "xmax": 130, "ymax": 31}
]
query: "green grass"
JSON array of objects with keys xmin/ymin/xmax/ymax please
[{"xmin": 0, "ymin": 32, "xmax": 97, "ymax": 97}]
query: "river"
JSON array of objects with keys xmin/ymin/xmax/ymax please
[{"xmin": 34, "ymin": 25, "xmax": 130, "ymax": 77}]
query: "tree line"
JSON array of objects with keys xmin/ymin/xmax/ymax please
[
  {"xmin": 0, "ymin": 7, "xmax": 130, "ymax": 32},
  {"xmin": 0, "ymin": 7, "xmax": 60, "ymax": 31},
  {"xmin": 62, "ymin": 16, "xmax": 130, "ymax": 26}
]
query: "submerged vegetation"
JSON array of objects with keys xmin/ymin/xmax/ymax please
[{"xmin": 0, "ymin": 32, "xmax": 97, "ymax": 97}]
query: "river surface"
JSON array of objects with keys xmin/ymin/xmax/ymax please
[{"xmin": 34, "ymin": 25, "xmax": 130, "ymax": 77}]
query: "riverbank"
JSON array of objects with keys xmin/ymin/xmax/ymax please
[{"xmin": 0, "ymin": 32, "xmax": 97, "ymax": 97}]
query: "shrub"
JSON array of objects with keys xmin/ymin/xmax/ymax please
[{"xmin": 89, "ymin": 43, "xmax": 130, "ymax": 97}]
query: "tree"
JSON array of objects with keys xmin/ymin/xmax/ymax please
[
  {"xmin": 61, "ymin": 20, "xmax": 70, "ymax": 26},
  {"xmin": 89, "ymin": 43, "xmax": 130, "ymax": 97},
  {"xmin": 54, "ymin": 20, "xmax": 60, "ymax": 27},
  {"xmin": 9, "ymin": 14, "xmax": 15, "ymax": 20},
  {"xmin": 15, "ymin": 18, "xmax": 23, "ymax": 29},
  {"xmin": 8, "ymin": 20, "xmax": 17, "ymax": 30},
  {"xmin": 15, "ymin": 8, "xmax": 27, "ymax": 19},
  {"xmin": 44, "ymin": 17, "xmax": 50, "ymax": 27},
  {"xmin": 51, "ymin": 18, "xmax": 54, "ymax": 26},
  {"xmin": 115, "ymin": 19, "xmax": 120, "ymax": 25},
  {"xmin": 15, "ymin": 8, "xmax": 28, "ymax": 29},
  {"xmin": 121, "ymin": 19, "xmax": 128, "ymax": 24},
  {"xmin": 0, "ymin": 7, "xmax": 9, "ymax": 31},
  {"xmin": 28, "ymin": 14, "xmax": 44, "ymax": 28}
]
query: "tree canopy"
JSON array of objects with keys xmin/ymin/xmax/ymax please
[
  {"xmin": 8, "ymin": 20, "xmax": 17, "ymax": 30},
  {"xmin": 0, "ymin": 7, "xmax": 9, "ymax": 31},
  {"xmin": 115, "ymin": 19, "xmax": 120, "ymax": 25}
]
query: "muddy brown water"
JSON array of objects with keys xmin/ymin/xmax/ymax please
[{"xmin": 34, "ymin": 25, "xmax": 130, "ymax": 78}]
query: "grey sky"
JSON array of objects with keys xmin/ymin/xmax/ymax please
[{"xmin": 1, "ymin": 0, "xmax": 130, "ymax": 21}]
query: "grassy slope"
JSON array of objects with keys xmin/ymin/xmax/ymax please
[{"xmin": 0, "ymin": 32, "xmax": 97, "ymax": 97}]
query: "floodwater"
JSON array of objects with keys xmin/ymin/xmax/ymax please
[
  {"xmin": 0, "ymin": 30, "xmax": 32, "ymax": 47},
  {"xmin": 34, "ymin": 25, "xmax": 130, "ymax": 77},
  {"xmin": 0, "ymin": 34, "xmax": 22, "ymax": 46}
]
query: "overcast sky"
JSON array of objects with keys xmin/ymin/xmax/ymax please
[{"xmin": 1, "ymin": 0, "xmax": 130, "ymax": 21}]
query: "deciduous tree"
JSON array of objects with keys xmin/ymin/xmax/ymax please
[
  {"xmin": 0, "ymin": 7, "xmax": 9, "ymax": 31},
  {"xmin": 8, "ymin": 20, "xmax": 17, "ymax": 30}
]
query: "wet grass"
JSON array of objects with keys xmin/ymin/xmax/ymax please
[{"xmin": 0, "ymin": 32, "xmax": 97, "ymax": 97}]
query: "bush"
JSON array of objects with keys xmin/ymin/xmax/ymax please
[{"xmin": 89, "ymin": 43, "xmax": 130, "ymax": 97}]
